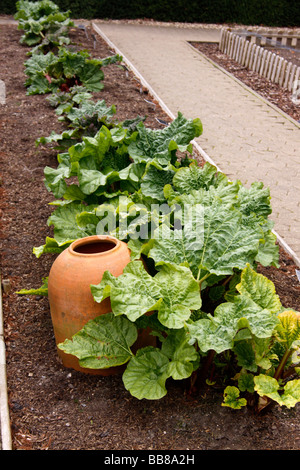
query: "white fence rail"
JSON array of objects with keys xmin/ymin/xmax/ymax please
[{"xmin": 219, "ymin": 28, "xmax": 300, "ymax": 92}]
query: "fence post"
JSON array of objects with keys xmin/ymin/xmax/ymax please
[{"xmin": 289, "ymin": 64, "xmax": 297, "ymax": 92}]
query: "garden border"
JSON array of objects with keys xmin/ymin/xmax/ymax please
[
  {"xmin": 0, "ymin": 275, "xmax": 12, "ymax": 450},
  {"xmin": 1, "ymin": 17, "xmax": 300, "ymax": 448}
]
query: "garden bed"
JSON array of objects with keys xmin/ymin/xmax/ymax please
[{"xmin": 1, "ymin": 21, "xmax": 300, "ymax": 451}]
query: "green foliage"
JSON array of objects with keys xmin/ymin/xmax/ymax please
[
  {"xmin": 59, "ymin": 312, "xmax": 138, "ymax": 369},
  {"xmin": 24, "ymin": 47, "xmax": 122, "ymax": 95},
  {"xmin": 61, "ymin": 262, "xmax": 300, "ymax": 409},
  {"xmin": 15, "ymin": 0, "xmax": 300, "ymax": 411},
  {"xmin": 222, "ymin": 386, "xmax": 247, "ymax": 409},
  {"xmin": 15, "ymin": 0, "xmax": 74, "ymax": 47}
]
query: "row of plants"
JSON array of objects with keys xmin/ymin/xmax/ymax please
[{"xmin": 16, "ymin": 1, "xmax": 300, "ymax": 411}]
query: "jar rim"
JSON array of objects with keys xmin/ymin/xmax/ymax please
[{"xmin": 69, "ymin": 235, "xmax": 121, "ymax": 256}]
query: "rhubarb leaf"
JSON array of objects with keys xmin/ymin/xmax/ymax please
[
  {"xmin": 128, "ymin": 112, "xmax": 202, "ymax": 166},
  {"xmin": 47, "ymin": 202, "xmax": 98, "ymax": 244},
  {"xmin": 254, "ymin": 375, "xmax": 300, "ymax": 408},
  {"xmin": 91, "ymin": 260, "xmax": 201, "ymax": 329},
  {"xmin": 91, "ymin": 260, "xmax": 162, "ymax": 321},
  {"xmin": 186, "ymin": 265, "xmax": 280, "ymax": 354},
  {"xmin": 236, "ymin": 263, "xmax": 282, "ymax": 313},
  {"xmin": 122, "ymin": 347, "xmax": 170, "ymax": 400},
  {"xmin": 58, "ymin": 312, "xmax": 138, "ymax": 369},
  {"xmin": 149, "ymin": 200, "xmax": 262, "ymax": 279},
  {"xmin": 222, "ymin": 386, "xmax": 247, "ymax": 409},
  {"xmin": 161, "ymin": 329, "xmax": 199, "ymax": 380}
]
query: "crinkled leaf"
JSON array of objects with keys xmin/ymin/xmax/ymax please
[
  {"xmin": 222, "ymin": 386, "xmax": 247, "ymax": 409},
  {"xmin": 47, "ymin": 202, "xmax": 98, "ymax": 244},
  {"xmin": 236, "ymin": 263, "xmax": 282, "ymax": 313},
  {"xmin": 91, "ymin": 261, "xmax": 162, "ymax": 321},
  {"xmin": 58, "ymin": 312, "xmax": 137, "ymax": 369},
  {"xmin": 154, "ymin": 263, "xmax": 201, "ymax": 329},
  {"xmin": 238, "ymin": 182, "xmax": 272, "ymax": 218},
  {"xmin": 63, "ymin": 99, "xmax": 116, "ymax": 127},
  {"xmin": 91, "ymin": 260, "xmax": 201, "ymax": 329},
  {"xmin": 161, "ymin": 329, "xmax": 199, "ymax": 380},
  {"xmin": 187, "ymin": 266, "xmax": 280, "ymax": 354},
  {"xmin": 254, "ymin": 375, "xmax": 300, "ymax": 408},
  {"xmin": 122, "ymin": 347, "xmax": 170, "ymax": 400},
  {"xmin": 128, "ymin": 112, "xmax": 202, "ymax": 166},
  {"xmin": 277, "ymin": 310, "xmax": 300, "ymax": 350},
  {"xmin": 255, "ymin": 230, "xmax": 279, "ymax": 268},
  {"xmin": 189, "ymin": 296, "xmax": 279, "ymax": 354},
  {"xmin": 149, "ymin": 201, "xmax": 262, "ymax": 279},
  {"xmin": 172, "ymin": 162, "xmax": 228, "ymax": 194},
  {"xmin": 140, "ymin": 161, "xmax": 175, "ymax": 202}
]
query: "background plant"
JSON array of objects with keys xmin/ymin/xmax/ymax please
[{"xmin": 14, "ymin": 0, "xmax": 74, "ymax": 47}]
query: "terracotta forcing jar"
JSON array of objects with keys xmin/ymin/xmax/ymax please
[{"xmin": 48, "ymin": 235, "xmax": 138, "ymax": 375}]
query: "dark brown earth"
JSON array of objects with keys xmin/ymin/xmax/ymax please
[{"xmin": 1, "ymin": 21, "xmax": 300, "ymax": 452}]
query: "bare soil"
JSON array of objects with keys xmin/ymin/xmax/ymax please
[{"xmin": 1, "ymin": 22, "xmax": 300, "ymax": 452}]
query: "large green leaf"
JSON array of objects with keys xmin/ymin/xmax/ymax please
[
  {"xmin": 140, "ymin": 161, "xmax": 175, "ymax": 202},
  {"xmin": 154, "ymin": 263, "xmax": 202, "ymax": 329},
  {"xmin": 15, "ymin": 0, "xmax": 60, "ymax": 21},
  {"xmin": 149, "ymin": 200, "xmax": 262, "ymax": 280},
  {"xmin": 128, "ymin": 112, "xmax": 202, "ymax": 166},
  {"xmin": 254, "ymin": 375, "xmax": 300, "ymax": 408},
  {"xmin": 171, "ymin": 162, "xmax": 229, "ymax": 194},
  {"xmin": 58, "ymin": 313, "xmax": 138, "ymax": 369},
  {"xmin": 236, "ymin": 263, "xmax": 282, "ymax": 313},
  {"xmin": 44, "ymin": 163, "xmax": 71, "ymax": 198},
  {"xmin": 24, "ymin": 47, "xmax": 121, "ymax": 95},
  {"xmin": 237, "ymin": 182, "xmax": 272, "ymax": 218},
  {"xmin": 161, "ymin": 329, "xmax": 199, "ymax": 380},
  {"xmin": 91, "ymin": 260, "xmax": 201, "ymax": 329},
  {"xmin": 122, "ymin": 347, "xmax": 170, "ymax": 400},
  {"xmin": 186, "ymin": 265, "xmax": 280, "ymax": 354},
  {"xmin": 164, "ymin": 163, "xmax": 278, "ymax": 269},
  {"xmin": 47, "ymin": 202, "xmax": 98, "ymax": 244},
  {"xmin": 187, "ymin": 295, "xmax": 279, "ymax": 354},
  {"xmin": 91, "ymin": 260, "xmax": 162, "ymax": 322}
]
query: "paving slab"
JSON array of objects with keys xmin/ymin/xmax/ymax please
[{"xmin": 94, "ymin": 21, "xmax": 300, "ymax": 265}]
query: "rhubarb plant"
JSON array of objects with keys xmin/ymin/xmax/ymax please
[
  {"xmin": 59, "ymin": 264, "xmax": 300, "ymax": 409},
  {"xmin": 24, "ymin": 47, "xmax": 122, "ymax": 95},
  {"xmin": 31, "ymin": 113, "xmax": 203, "ymax": 256},
  {"xmin": 36, "ymin": 89, "xmax": 145, "ymax": 150},
  {"xmin": 15, "ymin": 0, "xmax": 73, "ymax": 47},
  {"xmin": 15, "ymin": 4, "xmax": 299, "ymax": 410}
]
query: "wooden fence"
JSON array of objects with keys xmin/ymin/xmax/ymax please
[{"xmin": 219, "ymin": 28, "xmax": 300, "ymax": 92}]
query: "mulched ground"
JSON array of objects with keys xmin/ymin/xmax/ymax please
[{"xmin": 1, "ymin": 21, "xmax": 300, "ymax": 452}]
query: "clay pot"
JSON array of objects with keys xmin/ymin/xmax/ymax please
[{"xmin": 48, "ymin": 235, "xmax": 154, "ymax": 375}]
